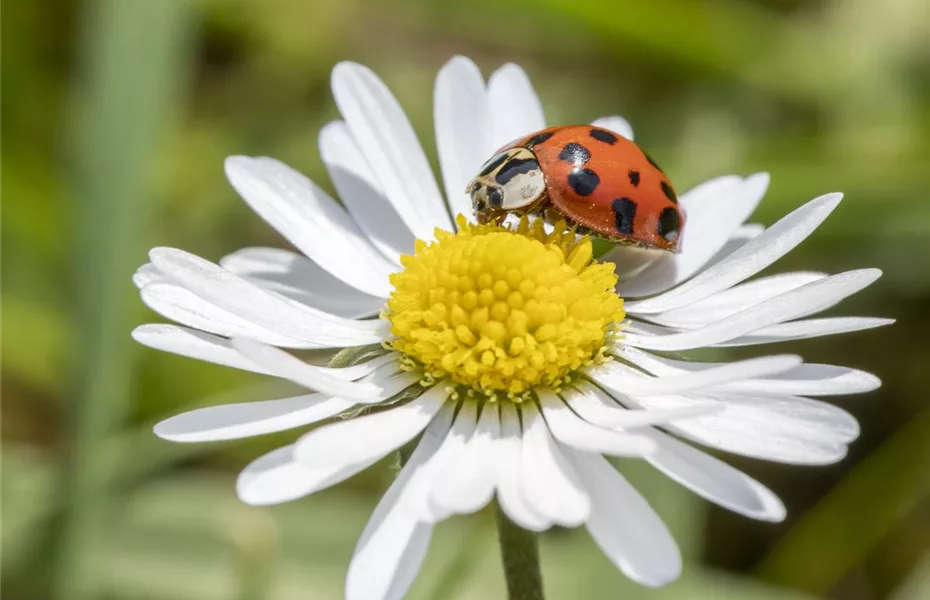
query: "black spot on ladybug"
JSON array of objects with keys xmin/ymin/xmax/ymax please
[
  {"xmin": 567, "ymin": 168, "xmax": 600, "ymax": 196},
  {"xmin": 487, "ymin": 187, "xmax": 503, "ymax": 207},
  {"xmin": 660, "ymin": 181, "xmax": 678, "ymax": 204},
  {"xmin": 628, "ymin": 170, "xmax": 640, "ymax": 187},
  {"xmin": 479, "ymin": 152, "xmax": 510, "ymax": 176},
  {"xmin": 644, "ymin": 152, "xmax": 664, "ymax": 173},
  {"xmin": 559, "ymin": 143, "xmax": 591, "ymax": 166},
  {"xmin": 526, "ymin": 131, "xmax": 554, "ymax": 147},
  {"xmin": 495, "ymin": 157, "xmax": 540, "ymax": 185},
  {"xmin": 657, "ymin": 207, "xmax": 681, "ymax": 241},
  {"xmin": 611, "ymin": 198, "xmax": 637, "ymax": 234},
  {"xmin": 589, "ymin": 128, "xmax": 618, "ymax": 145}
]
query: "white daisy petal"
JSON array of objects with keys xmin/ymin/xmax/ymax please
[
  {"xmin": 600, "ymin": 245, "xmax": 665, "ymax": 281},
  {"xmin": 591, "ymin": 115, "xmax": 634, "ymax": 141},
  {"xmin": 345, "ymin": 405, "xmax": 455, "ymax": 600},
  {"xmin": 568, "ymin": 449, "xmax": 682, "ymax": 588},
  {"xmin": 140, "ymin": 283, "xmax": 317, "ymax": 348},
  {"xmin": 435, "ymin": 56, "xmax": 491, "ymax": 222},
  {"xmin": 496, "ymin": 403, "xmax": 551, "ymax": 532},
  {"xmin": 332, "ymin": 62, "xmax": 452, "ymax": 237},
  {"xmin": 519, "ymin": 403, "xmax": 590, "ymax": 527},
  {"xmin": 626, "ymin": 269, "xmax": 883, "ymax": 351},
  {"xmin": 537, "ymin": 389, "xmax": 654, "ymax": 456},
  {"xmin": 320, "ymin": 121, "xmax": 414, "ymax": 264},
  {"xmin": 487, "ymin": 63, "xmax": 545, "ymax": 149},
  {"xmin": 311, "ymin": 353, "xmax": 399, "ymax": 381},
  {"xmin": 633, "ymin": 394, "xmax": 857, "ymax": 464},
  {"xmin": 644, "ymin": 271, "xmax": 827, "ymax": 329},
  {"xmin": 154, "ymin": 392, "xmax": 355, "ymax": 442},
  {"xmin": 294, "ymin": 385, "xmax": 447, "ymax": 468},
  {"xmin": 415, "ymin": 401, "xmax": 478, "ymax": 522},
  {"xmin": 626, "ymin": 193, "xmax": 843, "ymax": 314},
  {"xmin": 237, "ymin": 444, "xmax": 378, "ymax": 506},
  {"xmin": 220, "ymin": 247, "xmax": 385, "ymax": 318},
  {"xmin": 563, "ymin": 383, "xmax": 721, "ymax": 428},
  {"xmin": 715, "ymin": 317, "xmax": 894, "ymax": 346},
  {"xmin": 429, "ymin": 401, "xmax": 500, "ymax": 518},
  {"xmin": 620, "ymin": 174, "xmax": 768, "ymax": 298},
  {"xmin": 231, "ymin": 337, "xmax": 415, "ymax": 401},
  {"xmin": 224, "ymin": 156, "xmax": 395, "ymax": 297},
  {"xmin": 133, "ymin": 262, "xmax": 165, "ymax": 288},
  {"xmin": 588, "ymin": 354, "xmax": 802, "ymax": 396},
  {"xmin": 132, "ymin": 324, "xmax": 267, "ymax": 373},
  {"xmin": 150, "ymin": 247, "xmax": 390, "ymax": 348},
  {"xmin": 722, "ymin": 365, "xmax": 881, "ymax": 396},
  {"xmin": 616, "ymin": 346, "xmax": 881, "ymax": 395},
  {"xmin": 645, "ymin": 430, "xmax": 786, "ymax": 521}
]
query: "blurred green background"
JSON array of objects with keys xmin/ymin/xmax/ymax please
[{"xmin": 3, "ymin": 0, "xmax": 929, "ymax": 598}]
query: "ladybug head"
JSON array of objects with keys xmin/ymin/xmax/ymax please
[{"xmin": 466, "ymin": 147, "xmax": 547, "ymax": 225}]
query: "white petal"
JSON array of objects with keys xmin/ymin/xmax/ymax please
[
  {"xmin": 487, "ymin": 63, "xmax": 546, "ymax": 149},
  {"xmin": 591, "ymin": 115, "xmax": 634, "ymax": 141},
  {"xmin": 537, "ymin": 389, "xmax": 654, "ymax": 456},
  {"xmin": 434, "ymin": 56, "xmax": 491, "ymax": 222},
  {"xmin": 220, "ymin": 247, "xmax": 386, "ymax": 318},
  {"xmin": 600, "ymin": 245, "xmax": 665, "ymax": 281},
  {"xmin": 588, "ymin": 354, "xmax": 802, "ymax": 396},
  {"xmin": 345, "ymin": 405, "xmax": 455, "ymax": 600},
  {"xmin": 140, "ymin": 283, "xmax": 314, "ymax": 348},
  {"xmin": 413, "ymin": 401, "xmax": 478, "ymax": 522},
  {"xmin": 236, "ymin": 444, "xmax": 378, "ymax": 506},
  {"xmin": 643, "ymin": 271, "xmax": 827, "ymax": 329},
  {"xmin": 332, "ymin": 62, "xmax": 452, "ymax": 237},
  {"xmin": 132, "ymin": 324, "xmax": 268, "ymax": 373},
  {"xmin": 154, "ymin": 393, "xmax": 354, "ymax": 442},
  {"xmin": 519, "ymin": 403, "xmax": 590, "ymax": 527},
  {"xmin": 618, "ymin": 348, "xmax": 881, "ymax": 396},
  {"xmin": 626, "ymin": 193, "xmax": 843, "ymax": 314},
  {"xmin": 699, "ymin": 223, "xmax": 765, "ymax": 272},
  {"xmin": 625, "ymin": 269, "xmax": 883, "ymax": 351},
  {"xmin": 428, "ymin": 401, "xmax": 500, "ymax": 518},
  {"xmin": 150, "ymin": 247, "xmax": 390, "ymax": 347},
  {"xmin": 645, "ymin": 430, "xmax": 786, "ymax": 521},
  {"xmin": 133, "ymin": 262, "xmax": 165, "ymax": 288},
  {"xmin": 224, "ymin": 156, "xmax": 395, "ymax": 297},
  {"xmin": 568, "ymin": 449, "xmax": 682, "ymax": 587},
  {"xmin": 631, "ymin": 394, "xmax": 857, "ymax": 464},
  {"xmin": 715, "ymin": 317, "xmax": 894, "ymax": 346},
  {"xmin": 563, "ymin": 383, "xmax": 720, "ymax": 428},
  {"xmin": 319, "ymin": 121, "xmax": 413, "ymax": 263},
  {"xmin": 311, "ymin": 353, "xmax": 399, "ymax": 381},
  {"xmin": 721, "ymin": 364, "xmax": 881, "ymax": 396},
  {"xmin": 496, "ymin": 403, "xmax": 551, "ymax": 532},
  {"xmin": 231, "ymin": 337, "xmax": 415, "ymax": 401},
  {"xmin": 620, "ymin": 174, "xmax": 767, "ymax": 298},
  {"xmin": 295, "ymin": 384, "xmax": 447, "ymax": 468}
]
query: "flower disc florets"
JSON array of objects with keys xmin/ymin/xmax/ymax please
[{"xmin": 385, "ymin": 215, "xmax": 625, "ymax": 401}]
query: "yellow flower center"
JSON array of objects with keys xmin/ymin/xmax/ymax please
[{"xmin": 385, "ymin": 215, "xmax": 625, "ymax": 401}]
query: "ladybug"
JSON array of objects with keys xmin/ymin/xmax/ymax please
[{"xmin": 466, "ymin": 125, "xmax": 684, "ymax": 252}]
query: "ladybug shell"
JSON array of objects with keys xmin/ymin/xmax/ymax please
[{"xmin": 502, "ymin": 125, "xmax": 684, "ymax": 252}]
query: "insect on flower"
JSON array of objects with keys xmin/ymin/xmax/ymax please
[{"xmin": 467, "ymin": 125, "xmax": 684, "ymax": 252}]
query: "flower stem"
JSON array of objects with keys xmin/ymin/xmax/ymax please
[{"xmin": 494, "ymin": 502, "xmax": 545, "ymax": 600}]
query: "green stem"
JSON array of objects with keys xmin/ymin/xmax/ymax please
[{"xmin": 494, "ymin": 502, "xmax": 545, "ymax": 600}]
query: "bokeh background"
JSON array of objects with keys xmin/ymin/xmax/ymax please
[{"xmin": 3, "ymin": 0, "xmax": 930, "ymax": 598}]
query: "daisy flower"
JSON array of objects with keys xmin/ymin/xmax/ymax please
[{"xmin": 134, "ymin": 56, "xmax": 891, "ymax": 598}]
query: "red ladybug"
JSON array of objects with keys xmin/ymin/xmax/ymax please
[{"xmin": 467, "ymin": 125, "xmax": 684, "ymax": 252}]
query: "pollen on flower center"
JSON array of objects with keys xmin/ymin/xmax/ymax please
[{"xmin": 385, "ymin": 215, "xmax": 625, "ymax": 401}]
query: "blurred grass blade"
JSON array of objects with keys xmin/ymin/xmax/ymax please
[
  {"xmin": 757, "ymin": 408, "xmax": 930, "ymax": 594},
  {"xmin": 53, "ymin": 1, "xmax": 194, "ymax": 599}
]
